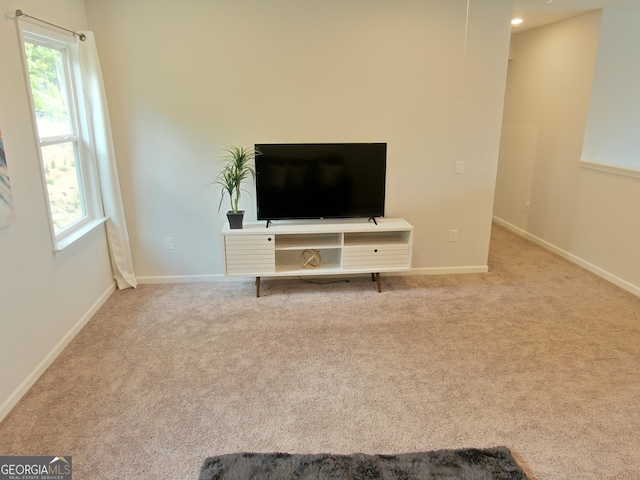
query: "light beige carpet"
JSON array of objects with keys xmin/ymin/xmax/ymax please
[{"xmin": 1, "ymin": 224, "xmax": 639, "ymax": 480}]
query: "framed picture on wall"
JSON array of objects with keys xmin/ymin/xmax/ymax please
[{"xmin": 0, "ymin": 129, "xmax": 16, "ymax": 228}]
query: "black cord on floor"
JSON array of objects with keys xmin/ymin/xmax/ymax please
[{"xmin": 298, "ymin": 277, "xmax": 350, "ymax": 285}]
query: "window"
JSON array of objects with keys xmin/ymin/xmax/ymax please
[
  {"xmin": 20, "ymin": 26, "xmax": 105, "ymax": 251},
  {"xmin": 580, "ymin": 8, "xmax": 640, "ymax": 178}
]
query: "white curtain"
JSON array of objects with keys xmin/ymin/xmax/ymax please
[{"xmin": 78, "ymin": 32, "xmax": 138, "ymax": 290}]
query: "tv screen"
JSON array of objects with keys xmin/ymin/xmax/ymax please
[{"xmin": 255, "ymin": 143, "xmax": 386, "ymax": 221}]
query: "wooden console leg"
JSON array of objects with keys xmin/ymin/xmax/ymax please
[
  {"xmin": 256, "ymin": 277, "xmax": 261, "ymax": 298},
  {"xmin": 376, "ymin": 273, "xmax": 381, "ymax": 293},
  {"xmin": 371, "ymin": 273, "xmax": 376, "ymax": 282}
]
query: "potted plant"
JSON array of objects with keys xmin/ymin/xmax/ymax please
[{"xmin": 215, "ymin": 145, "xmax": 259, "ymax": 229}]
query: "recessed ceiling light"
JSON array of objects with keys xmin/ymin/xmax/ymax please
[{"xmin": 511, "ymin": 18, "xmax": 524, "ymax": 25}]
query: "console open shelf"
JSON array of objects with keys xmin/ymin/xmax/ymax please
[
  {"xmin": 275, "ymin": 233, "xmax": 342, "ymax": 250},
  {"xmin": 222, "ymin": 218, "xmax": 413, "ymax": 296}
]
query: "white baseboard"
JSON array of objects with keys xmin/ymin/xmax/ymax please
[
  {"xmin": 136, "ymin": 274, "xmax": 227, "ymax": 284},
  {"xmin": 0, "ymin": 282, "xmax": 116, "ymax": 423},
  {"xmin": 493, "ymin": 216, "xmax": 640, "ymax": 298},
  {"xmin": 136, "ymin": 267, "xmax": 488, "ymax": 285}
]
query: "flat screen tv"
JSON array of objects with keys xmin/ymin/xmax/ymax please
[{"xmin": 254, "ymin": 143, "xmax": 386, "ymax": 221}]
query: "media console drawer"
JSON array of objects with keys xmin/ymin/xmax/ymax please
[
  {"xmin": 224, "ymin": 234, "xmax": 275, "ymax": 275},
  {"xmin": 342, "ymin": 245, "xmax": 410, "ymax": 270}
]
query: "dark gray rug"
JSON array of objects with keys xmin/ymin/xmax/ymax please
[{"xmin": 198, "ymin": 447, "xmax": 530, "ymax": 479}]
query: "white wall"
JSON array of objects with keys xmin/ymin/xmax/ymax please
[
  {"xmin": 84, "ymin": 0, "xmax": 513, "ymax": 281},
  {"xmin": 0, "ymin": 0, "xmax": 115, "ymax": 420},
  {"xmin": 494, "ymin": 9, "xmax": 640, "ymax": 296}
]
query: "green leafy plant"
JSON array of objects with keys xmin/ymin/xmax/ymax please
[{"xmin": 215, "ymin": 145, "xmax": 259, "ymax": 214}]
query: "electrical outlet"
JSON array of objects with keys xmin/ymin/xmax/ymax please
[
  {"xmin": 165, "ymin": 237, "xmax": 174, "ymax": 250},
  {"xmin": 449, "ymin": 230, "xmax": 458, "ymax": 242},
  {"xmin": 454, "ymin": 161, "xmax": 464, "ymax": 174}
]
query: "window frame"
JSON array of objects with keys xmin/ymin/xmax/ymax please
[{"xmin": 19, "ymin": 23, "xmax": 106, "ymax": 253}]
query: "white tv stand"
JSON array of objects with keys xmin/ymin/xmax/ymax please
[{"xmin": 222, "ymin": 218, "xmax": 413, "ymax": 297}]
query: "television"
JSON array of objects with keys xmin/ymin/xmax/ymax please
[{"xmin": 254, "ymin": 143, "xmax": 386, "ymax": 222}]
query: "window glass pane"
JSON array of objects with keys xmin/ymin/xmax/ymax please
[
  {"xmin": 41, "ymin": 142, "xmax": 86, "ymax": 232},
  {"xmin": 24, "ymin": 42, "xmax": 73, "ymax": 138}
]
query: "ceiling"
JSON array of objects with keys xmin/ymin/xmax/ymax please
[{"xmin": 511, "ymin": 0, "xmax": 640, "ymax": 32}]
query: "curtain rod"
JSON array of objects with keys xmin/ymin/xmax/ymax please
[{"xmin": 15, "ymin": 9, "xmax": 86, "ymax": 41}]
